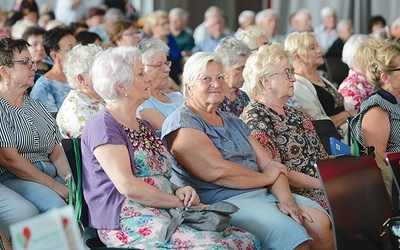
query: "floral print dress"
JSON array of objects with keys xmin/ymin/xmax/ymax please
[
  {"xmin": 217, "ymin": 89, "xmax": 250, "ymax": 117},
  {"xmin": 98, "ymin": 120, "xmax": 259, "ymax": 249},
  {"xmin": 241, "ymin": 100, "xmax": 330, "ymax": 210}
]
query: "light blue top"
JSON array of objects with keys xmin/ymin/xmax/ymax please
[
  {"xmin": 162, "ymin": 104, "xmax": 260, "ymax": 204},
  {"xmin": 192, "ymin": 34, "xmax": 227, "ymax": 53},
  {"xmin": 138, "ymin": 92, "xmax": 184, "ymax": 118},
  {"xmin": 30, "ymin": 76, "xmax": 71, "ymax": 113}
]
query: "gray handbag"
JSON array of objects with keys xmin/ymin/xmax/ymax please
[{"xmin": 158, "ymin": 201, "xmax": 239, "ymax": 243}]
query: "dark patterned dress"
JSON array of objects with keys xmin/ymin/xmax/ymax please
[
  {"xmin": 240, "ymin": 100, "xmax": 330, "ymax": 210},
  {"xmin": 217, "ymin": 89, "xmax": 250, "ymax": 117}
]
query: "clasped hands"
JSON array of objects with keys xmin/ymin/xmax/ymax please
[{"xmin": 174, "ymin": 186, "xmax": 201, "ymax": 207}]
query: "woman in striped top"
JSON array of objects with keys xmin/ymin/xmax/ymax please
[{"xmin": 0, "ymin": 37, "xmax": 71, "ymax": 220}]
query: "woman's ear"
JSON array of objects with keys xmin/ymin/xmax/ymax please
[
  {"xmin": 0, "ymin": 66, "xmax": 9, "ymax": 80},
  {"xmin": 113, "ymin": 81, "xmax": 126, "ymax": 96},
  {"xmin": 77, "ymin": 74, "xmax": 86, "ymax": 87},
  {"xmin": 49, "ymin": 51, "xmax": 58, "ymax": 62},
  {"xmin": 380, "ymin": 72, "xmax": 389, "ymax": 84}
]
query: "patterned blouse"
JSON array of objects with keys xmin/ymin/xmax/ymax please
[
  {"xmin": 56, "ymin": 90, "xmax": 105, "ymax": 138},
  {"xmin": 240, "ymin": 100, "xmax": 330, "ymax": 210},
  {"xmin": 338, "ymin": 69, "xmax": 375, "ymax": 111},
  {"xmin": 217, "ymin": 89, "xmax": 250, "ymax": 116}
]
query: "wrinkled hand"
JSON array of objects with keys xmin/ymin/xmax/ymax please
[
  {"xmin": 263, "ymin": 161, "xmax": 288, "ymax": 181},
  {"xmin": 175, "ymin": 186, "xmax": 200, "ymax": 207},
  {"xmin": 52, "ymin": 182, "xmax": 69, "ymax": 202},
  {"xmin": 277, "ymin": 199, "xmax": 313, "ymax": 225}
]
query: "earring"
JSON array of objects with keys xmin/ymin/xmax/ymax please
[{"xmin": 124, "ymin": 93, "xmax": 128, "ymax": 97}]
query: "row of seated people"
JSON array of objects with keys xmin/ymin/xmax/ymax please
[{"xmin": 1, "ymin": 26, "xmax": 400, "ymax": 248}]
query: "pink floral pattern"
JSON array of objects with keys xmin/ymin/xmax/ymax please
[
  {"xmin": 338, "ymin": 69, "xmax": 375, "ymax": 111},
  {"xmin": 98, "ymin": 120, "xmax": 259, "ymax": 249}
]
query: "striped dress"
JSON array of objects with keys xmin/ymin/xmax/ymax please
[{"xmin": 349, "ymin": 89, "xmax": 400, "ymax": 152}]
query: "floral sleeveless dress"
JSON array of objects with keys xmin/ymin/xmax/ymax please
[{"xmin": 98, "ymin": 120, "xmax": 259, "ymax": 249}]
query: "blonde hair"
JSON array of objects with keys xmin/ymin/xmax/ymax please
[
  {"xmin": 243, "ymin": 42, "xmax": 292, "ymax": 98},
  {"xmin": 145, "ymin": 10, "xmax": 168, "ymax": 36},
  {"xmin": 357, "ymin": 38, "xmax": 400, "ymax": 88},
  {"xmin": 284, "ymin": 31, "xmax": 316, "ymax": 68},
  {"xmin": 235, "ymin": 25, "xmax": 268, "ymax": 51}
]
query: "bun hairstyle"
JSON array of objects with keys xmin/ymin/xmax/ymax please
[{"xmin": 357, "ymin": 38, "xmax": 400, "ymax": 88}]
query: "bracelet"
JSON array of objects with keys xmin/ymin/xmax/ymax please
[
  {"xmin": 173, "ymin": 187, "xmax": 180, "ymax": 195},
  {"xmin": 64, "ymin": 173, "xmax": 72, "ymax": 183}
]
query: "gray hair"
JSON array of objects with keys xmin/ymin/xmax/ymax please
[
  {"xmin": 215, "ymin": 37, "xmax": 251, "ymax": 68},
  {"xmin": 136, "ymin": 38, "xmax": 169, "ymax": 65},
  {"xmin": 255, "ymin": 9, "xmax": 278, "ymax": 26},
  {"xmin": 236, "ymin": 25, "xmax": 268, "ymax": 50},
  {"xmin": 63, "ymin": 44, "xmax": 103, "ymax": 89},
  {"xmin": 103, "ymin": 8, "xmax": 125, "ymax": 22},
  {"xmin": 90, "ymin": 46, "xmax": 142, "ymax": 103},
  {"xmin": 204, "ymin": 6, "xmax": 223, "ymax": 19},
  {"xmin": 342, "ymin": 34, "xmax": 369, "ymax": 68},
  {"xmin": 182, "ymin": 52, "xmax": 224, "ymax": 99},
  {"xmin": 337, "ymin": 19, "xmax": 352, "ymax": 31},
  {"xmin": 169, "ymin": 7, "xmax": 188, "ymax": 21},
  {"xmin": 243, "ymin": 42, "xmax": 291, "ymax": 98},
  {"xmin": 238, "ymin": 10, "xmax": 255, "ymax": 25},
  {"xmin": 320, "ymin": 6, "xmax": 336, "ymax": 18}
]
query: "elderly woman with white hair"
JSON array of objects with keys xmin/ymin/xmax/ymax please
[
  {"xmin": 162, "ymin": 51, "xmax": 333, "ymax": 250},
  {"xmin": 137, "ymin": 38, "xmax": 183, "ymax": 132},
  {"xmin": 81, "ymin": 46, "xmax": 259, "ymax": 249},
  {"xmin": 235, "ymin": 25, "xmax": 270, "ymax": 52},
  {"xmin": 215, "ymin": 36, "xmax": 251, "ymax": 116},
  {"xmin": 338, "ymin": 34, "xmax": 373, "ymax": 111},
  {"xmin": 57, "ymin": 44, "xmax": 104, "ymax": 138}
]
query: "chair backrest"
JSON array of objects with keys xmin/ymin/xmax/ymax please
[
  {"xmin": 325, "ymin": 56, "xmax": 349, "ymax": 85},
  {"xmin": 312, "ymin": 119, "xmax": 340, "ymax": 155},
  {"xmin": 61, "ymin": 138, "xmax": 89, "ymax": 228},
  {"xmin": 316, "ymin": 155, "xmax": 393, "ymax": 250}
]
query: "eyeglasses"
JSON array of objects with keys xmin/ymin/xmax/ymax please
[
  {"xmin": 10, "ymin": 59, "xmax": 36, "ymax": 70},
  {"xmin": 145, "ymin": 61, "xmax": 172, "ymax": 70},
  {"xmin": 390, "ymin": 68, "xmax": 400, "ymax": 72},
  {"xmin": 197, "ymin": 74, "xmax": 227, "ymax": 84},
  {"xmin": 268, "ymin": 68, "xmax": 295, "ymax": 80},
  {"xmin": 57, "ymin": 46, "xmax": 73, "ymax": 52},
  {"xmin": 251, "ymin": 41, "xmax": 272, "ymax": 52}
]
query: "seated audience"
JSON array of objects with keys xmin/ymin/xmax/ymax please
[
  {"xmin": 372, "ymin": 16, "xmax": 400, "ymax": 40},
  {"xmin": 89, "ymin": 8, "xmax": 125, "ymax": 43},
  {"xmin": 285, "ymin": 32, "xmax": 356, "ymax": 138},
  {"xmin": 30, "ymin": 27, "xmax": 76, "ymax": 112},
  {"xmin": 168, "ymin": 8, "xmax": 195, "ymax": 53},
  {"xmin": 240, "ymin": 42, "xmax": 329, "ymax": 210},
  {"xmin": 0, "ymin": 37, "xmax": 70, "ymax": 217},
  {"xmin": 350, "ymin": 39, "xmax": 400, "ymax": 160},
  {"xmin": 255, "ymin": 9, "xmax": 282, "ymax": 43},
  {"xmin": 22, "ymin": 26, "xmax": 52, "ymax": 84},
  {"xmin": 314, "ymin": 6, "xmax": 338, "ymax": 55},
  {"xmin": 338, "ymin": 34, "xmax": 373, "ymax": 111},
  {"xmin": 11, "ymin": 0, "xmax": 39, "ymax": 39},
  {"xmin": 81, "ymin": 46, "xmax": 259, "ymax": 249},
  {"xmin": 325, "ymin": 19, "xmax": 354, "ymax": 58},
  {"xmin": 192, "ymin": 13, "xmax": 227, "ymax": 53},
  {"xmin": 235, "ymin": 10, "xmax": 255, "ymax": 35},
  {"xmin": 215, "ymin": 37, "xmax": 251, "ymax": 116},
  {"xmin": 369, "ymin": 15, "xmax": 386, "ymax": 35},
  {"xmin": 0, "ymin": 184, "xmax": 39, "ymax": 250},
  {"xmin": 108, "ymin": 20, "xmax": 141, "ymax": 47},
  {"xmin": 69, "ymin": 22, "xmax": 89, "ymax": 35},
  {"xmin": 57, "ymin": 44, "xmax": 104, "ymax": 138},
  {"xmin": 74, "ymin": 30, "xmax": 102, "ymax": 45},
  {"xmin": 162, "ymin": 52, "xmax": 333, "ymax": 250},
  {"xmin": 285, "ymin": 9, "xmax": 313, "ymax": 36},
  {"xmin": 137, "ymin": 38, "xmax": 183, "ymax": 131},
  {"xmin": 146, "ymin": 10, "xmax": 183, "ymax": 85}
]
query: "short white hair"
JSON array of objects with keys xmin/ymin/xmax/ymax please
[
  {"xmin": 90, "ymin": 46, "xmax": 142, "ymax": 103},
  {"xmin": 236, "ymin": 25, "xmax": 268, "ymax": 50},
  {"xmin": 182, "ymin": 52, "xmax": 223, "ymax": 99},
  {"xmin": 341, "ymin": 34, "xmax": 369, "ymax": 68},
  {"xmin": 320, "ymin": 6, "xmax": 336, "ymax": 18},
  {"xmin": 169, "ymin": 7, "xmax": 188, "ymax": 21},
  {"xmin": 136, "ymin": 38, "xmax": 169, "ymax": 65},
  {"xmin": 238, "ymin": 10, "xmax": 255, "ymax": 25},
  {"xmin": 63, "ymin": 44, "xmax": 103, "ymax": 89},
  {"xmin": 255, "ymin": 9, "xmax": 278, "ymax": 26},
  {"xmin": 215, "ymin": 37, "xmax": 250, "ymax": 68}
]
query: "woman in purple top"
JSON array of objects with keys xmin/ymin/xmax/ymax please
[{"xmin": 81, "ymin": 46, "xmax": 259, "ymax": 249}]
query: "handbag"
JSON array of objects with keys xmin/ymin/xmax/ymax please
[
  {"xmin": 381, "ymin": 216, "xmax": 400, "ymax": 249},
  {"xmin": 158, "ymin": 201, "xmax": 239, "ymax": 243}
]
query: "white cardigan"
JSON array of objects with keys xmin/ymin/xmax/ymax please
[{"xmin": 293, "ymin": 74, "xmax": 336, "ymax": 120}]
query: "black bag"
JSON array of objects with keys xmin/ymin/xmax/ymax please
[
  {"xmin": 381, "ymin": 216, "xmax": 400, "ymax": 249},
  {"xmin": 158, "ymin": 201, "xmax": 239, "ymax": 243}
]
